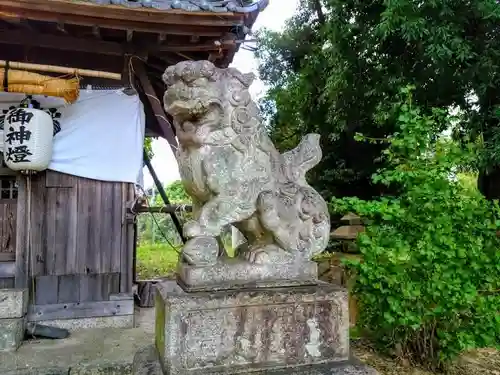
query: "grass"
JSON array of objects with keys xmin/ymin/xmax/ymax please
[{"xmin": 136, "ymin": 243, "xmax": 179, "ymax": 280}]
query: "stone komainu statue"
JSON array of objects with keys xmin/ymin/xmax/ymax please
[{"xmin": 163, "ymin": 61, "xmax": 330, "ymax": 287}]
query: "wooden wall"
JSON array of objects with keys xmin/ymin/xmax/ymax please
[
  {"xmin": 0, "ymin": 200, "xmax": 17, "ymax": 259},
  {"xmin": 14, "ymin": 170, "xmax": 135, "ymax": 311},
  {"xmin": 0, "ymin": 175, "xmax": 17, "ymax": 289}
]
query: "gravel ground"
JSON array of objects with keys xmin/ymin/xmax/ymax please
[{"xmin": 352, "ymin": 340, "xmax": 438, "ymax": 375}]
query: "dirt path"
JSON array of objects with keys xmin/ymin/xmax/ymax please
[
  {"xmin": 353, "ymin": 341, "xmax": 500, "ymax": 375},
  {"xmin": 352, "ymin": 341, "xmax": 437, "ymax": 375}
]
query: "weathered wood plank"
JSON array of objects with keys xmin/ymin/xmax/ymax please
[
  {"xmin": 99, "ymin": 182, "xmax": 114, "ymax": 273},
  {"xmin": 30, "ymin": 174, "xmax": 48, "ymax": 276},
  {"xmin": 0, "ymin": 253, "xmax": 15, "ymax": 261},
  {"xmin": 0, "ymin": 3, "xmax": 229, "ymax": 36},
  {"xmin": 79, "ymin": 273, "xmax": 102, "ymax": 302},
  {"xmin": 0, "ymin": 205, "xmax": 5, "ymax": 251},
  {"xmin": 120, "ymin": 183, "xmax": 128, "ymax": 293},
  {"xmin": 0, "ymin": 201, "xmax": 17, "ymax": 255},
  {"xmin": 3, "ymin": 201, "xmax": 17, "ymax": 254},
  {"xmin": 17, "ymin": 172, "xmax": 130, "ymax": 301},
  {"xmin": 79, "ymin": 273, "xmax": 120, "ymax": 302},
  {"xmin": 109, "ymin": 292, "xmax": 133, "ymax": 301},
  {"xmin": 0, "ymin": 167, "xmax": 17, "ymax": 176},
  {"xmin": 120, "ymin": 183, "xmax": 134, "ymax": 293},
  {"xmin": 101, "ymin": 273, "xmax": 120, "ymax": 301},
  {"xmin": 45, "ymin": 170, "xmax": 77, "ymax": 188},
  {"xmin": 43, "ymin": 187, "xmax": 78, "ymax": 275},
  {"xmin": 0, "ymin": 204, "xmax": 5, "ymax": 253},
  {"xmin": 133, "ymin": 60, "xmax": 177, "ymax": 151},
  {"xmin": 45, "ymin": 188, "xmax": 59, "ymax": 275},
  {"xmin": 77, "ymin": 177, "xmax": 126, "ymax": 275},
  {"xmin": 89, "ymin": 180, "xmax": 102, "ymax": 274},
  {"xmin": 28, "ymin": 299, "xmax": 134, "ymax": 322},
  {"xmin": 110, "ymin": 183, "xmax": 123, "ymax": 273},
  {"xmin": 126, "ymin": 184, "xmax": 135, "ymax": 293},
  {"xmin": 132, "ymin": 221, "xmax": 137, "ymax": 285},
  {"xmin": 57, "ymin": 275, "xmax": 80, "ymax": 303},
  {"xmin": 14, "ymin": 175, "xmax": 28, "ymax": 288},
  {"xmin": 0, "ymin": 277, "xmax": 14, "ymax": 288},
  {"xmin": 66, "ymin": 186, "xmax": 78, "ymax": 274},
  {"xmin": 1, "ymin": 0, "xmax": 241, "ymax": 27},
  {"xmin": 34, "ymin": 275, "xmax": 58, "ymax": 305},
  {"xmin": 76, "ymin": 178, "xmax": 91, "ymax": 274}
]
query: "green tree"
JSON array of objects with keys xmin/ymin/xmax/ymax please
[
  {"xmin": 257, "ymin": 0, "xmax": 500, "ymax": 201},
  {"xmin": 334, "ymin": 88, "xmax": 500, "ymax": 367},
  {"xmin": 154, "ymin": 180, "xmax": 190, "ymax": 205}
]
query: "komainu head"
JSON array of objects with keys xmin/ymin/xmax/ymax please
[{"xmin": 163, "ymin": 61, "xmax": 263, "ymax": 146}]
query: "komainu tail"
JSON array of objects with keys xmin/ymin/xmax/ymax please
[{"xmin": 282, "ymin": 133, "xmax": 322, "ymax": 184}]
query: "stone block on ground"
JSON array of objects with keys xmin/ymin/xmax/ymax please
[
  {"xmin": 133, "ymin": 345, "xmax": 163, "ymax": 375},
  {"xmin": 0, "ymin": 317, "xmax": 25, "ymax": 352},
  {"xmin": 69, "ymin": 362, "xmax": 133, "ymax": 375},
  {"xmin": 35, "ymin": 314, "xmax": 135, "ymax": 331},
  {"xmin": 155, "ymin": 281, "xmax": 350, "ymax": 375},
  {"xmin": 0, "ymin": 288, "xmax": 28, "ymax": 319},
  {"xmin": 3, "ymin": 368, "xmax": 68, "ymax": 375}
]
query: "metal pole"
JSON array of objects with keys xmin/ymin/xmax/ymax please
[{"xmin": 151, "ymin": 185, "xmax": 156, "ymax": 243}]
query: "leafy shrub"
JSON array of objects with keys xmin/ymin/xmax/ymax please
[{"xmin": 332, "ymin": 87, "xmax": 500, "ymax": 367}]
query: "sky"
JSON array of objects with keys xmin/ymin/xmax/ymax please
[{"xmin": 142, "ymin": 0, "xmax": 300, "ymax": 189}]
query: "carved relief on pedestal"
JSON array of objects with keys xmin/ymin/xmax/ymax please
[{"xmin": 163, "ymin": 61, "xmax": 330, "ymax": 290}]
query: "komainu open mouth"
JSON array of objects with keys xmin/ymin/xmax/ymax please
[{"xmin": 165, "ymin": 100, "xmax": 197, "ymax": 117}]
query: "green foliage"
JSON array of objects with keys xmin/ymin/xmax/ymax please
[
  {"xmin": 144, "ymin": 137, "xmax": 154, "ymax": 160},
  {"xmin": 137, "ymin": 180, "xmax": 191, "ymax": 246},
  {"xmin": 257, "ymin": 0, "xmax": 500, "ymax": 200},
  {"xmin": 136, "ymin": 181, "xmax": 190, "ymax": 279},
  {"xmin": 332, "ymin": 89, "xmax": 500, "ymax": 367},
  {"xmin": 457, "ymin": 172, "xmax": 481, "ymax": 196},
  {"xmin": 136, "ymin": 243, "xmax": 179, "ymax": 279},
  {"xmin": 154, "ymin": 180, "xmax": 190, "ymax": 205}
]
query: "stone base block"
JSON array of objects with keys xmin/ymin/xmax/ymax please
[
  {"xmin": 155, "ymin": 281, "xmax": 349, "ymax": 375},
  {"xmin": 34, "ymin": 314, "xmax": 135, "ymax": 331},
  {"xmin": 0, "ymin": 317, "xmax": 25, "ymax": 352},
  {"xmin": 178, "ymin": 259, "xmax": 318, "ymax": 292},
  {"xmin": 134, "ymin": 345, "xmax": 378, "ymax": 375},
  {"xmin": 0, "ymin": 288, "xmax": 28, "ymax": 319}
]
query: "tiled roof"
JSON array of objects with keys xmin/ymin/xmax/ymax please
[{"xmin": 84, "ymin": 0, "xmax": 269, "ymax": 13}]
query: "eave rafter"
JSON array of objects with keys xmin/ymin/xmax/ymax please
[{"xmin": 0, "ymin": 29, "xmax": 240, "ymax": 56}]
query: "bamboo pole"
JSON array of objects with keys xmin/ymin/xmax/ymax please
[
  {"xmin": 0, "ymin": 60, "xmax": 122, "ymax": 80},
  {"xmin": 131, "ymin": 204, "xmax": 193, "ymax": 214}
]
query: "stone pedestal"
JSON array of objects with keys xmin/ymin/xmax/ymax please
[
  {"xmin": 0, "ymin": 288, "xmax": 28, "ymax": 352},
  {"xmin": 178, "ymin": 259, "xmax": 319, "ymax": 292},
  {"xmin": 134, "ymin": 345, "xmax": 378, "ymax": 375},
  {"xmin": 153, "ymin": 281, "xmax": 375, "ymax": 375}
]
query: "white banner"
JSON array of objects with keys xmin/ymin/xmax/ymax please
[{"xmin": 0, "ymin": 90, "xmax": 145, "ymax": 184}]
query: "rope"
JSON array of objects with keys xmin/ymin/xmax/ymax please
[
  {"xmin": 3, "ymin": 61, "xmax": 9, "ymax": 93},
  {"xmin": 137, "ymin": 184, "xmax": 181, "ymax": 254}
]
